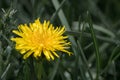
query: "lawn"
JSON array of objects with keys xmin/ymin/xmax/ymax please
[{"xmin": 0, "ymin": 0, "xmax": 120, "ymax": 80}]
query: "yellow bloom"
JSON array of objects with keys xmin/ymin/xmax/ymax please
[{"xmin": 11, "ymin": 18, "xmax": 71, "ymax": 60}]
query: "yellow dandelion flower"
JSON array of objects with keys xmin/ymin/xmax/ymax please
[{"xmin": 11, "ymin": 18, "xmax": 71, "ymax": 60}]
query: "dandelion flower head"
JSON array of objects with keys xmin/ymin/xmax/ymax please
[{"xmin": 11, "ymin": 18, "xmax": 71, "ymax": 60}]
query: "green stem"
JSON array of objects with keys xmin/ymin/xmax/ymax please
[
  {"xmin": 87, "ymin": 12, "xmax": 100, "ymax": 80},
  {"xmin": 30, "ymin": 57, "xmax": 38, "ymax": 80}
]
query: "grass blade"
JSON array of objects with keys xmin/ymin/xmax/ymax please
[
  {"xmin": 77, "ymin": 40, "xmax": 93, "ymax": 80},
  {"xmin": 51, "ymin": 0, "xmax": 78, "ymax": 56},
  {"xmin": 87, "ymin": 12, "xmax": 101, "ymax": 80}
]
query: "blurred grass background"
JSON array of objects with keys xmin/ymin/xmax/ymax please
[{"xmin": 0, "ymin": 0, "xmax": 120, "ymax": 80}]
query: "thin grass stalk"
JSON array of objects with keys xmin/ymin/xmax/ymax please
[
  {"xmin": 77, "ymin": 40, "xmax": 93, "ymax": 80},
  {"xmin": 87, "ymin": 12, "xmax": 101, "ymax": 80}
]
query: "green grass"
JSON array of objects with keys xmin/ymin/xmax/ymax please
[{"xmin": 0, "ymin": 0, "xmax": 120, "ymax": 80}]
